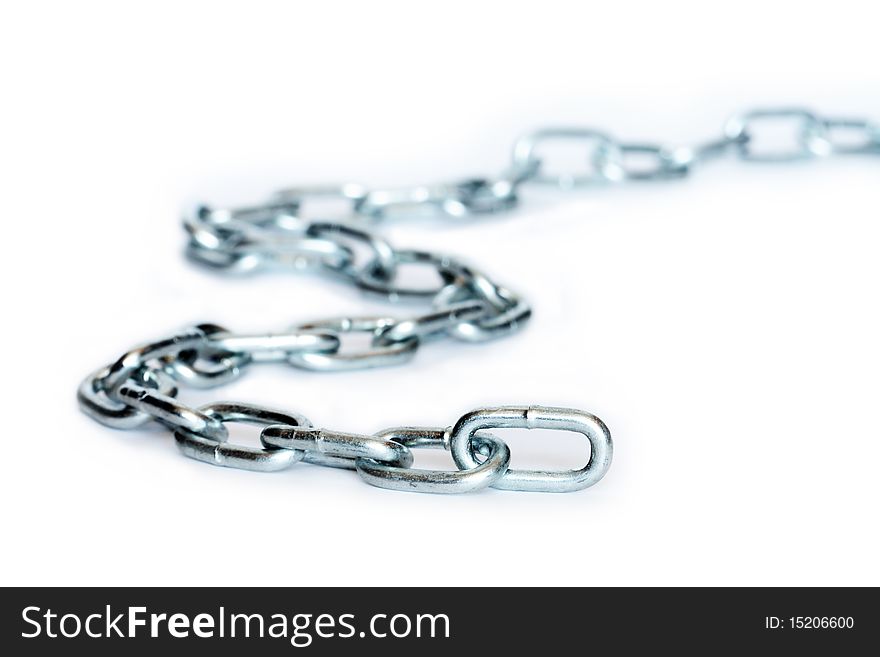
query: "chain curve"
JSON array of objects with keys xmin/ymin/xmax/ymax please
[{"xmin": 78, "ymin": 106, "xmax": 879, "ymax": 493}]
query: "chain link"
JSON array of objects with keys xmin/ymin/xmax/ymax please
[{"xmin": 79, "ymin": 106, "xmax": 878, "ymax": 493}]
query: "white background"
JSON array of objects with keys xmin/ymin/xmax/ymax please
[{"xmin": 2, "ymin": 0, "xmax": 878, "ymax": 586}]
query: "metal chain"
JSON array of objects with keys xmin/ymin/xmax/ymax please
[{"xmin": 78, "ymin": 106, "xmax": 878, "ymax": 494}]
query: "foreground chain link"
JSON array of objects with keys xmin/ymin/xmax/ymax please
[{"xmin": 79, "ymin": 106, "xmax": 878, "ymax": 493}]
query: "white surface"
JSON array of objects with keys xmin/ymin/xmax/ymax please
[{"xmin": 2, "ymin": 0, "xmax": 878, "ymax": 586}]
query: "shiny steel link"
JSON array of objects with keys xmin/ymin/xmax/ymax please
[
  {"xmin": 80, "ymin": 106, "xmax": 877, "ymax": 493},
  {"xmin": 161, "ymin": 323, "xmax": 251, "ymax": 389},
  {"xmin": 186, "ymin": 203, "xmax": 359, "ymax": 273},
  {"xmin": 448, "ymin": 406, "xmax": 613, "ymax": 493},
  {"xmin": 101, "ymin": 324, "xmax": 217, "ymax": 393},
  {"xmin": 173, "ymin": 403, "xmax": 310, "ymax": 472},
  {"xmin": 261, "ymin": 425, "xmax": 414, "ymax": 470},
  {"xmin": 613, "ymin": 143, "xmax": 691, "ymax": 180},
  {"xmin": 434, "ymin": 281, "xmax": 531, "ymax": 342},
  {"xmin": 354, "ymin": 427, "xmax": 511, "ymax": 494},
  {"xmin": 273, "ymin": 184, "xmax": 368, "ymax": 221},
  {"xmin": 512, "ymin": 127, "xmax": 622, "ymax": 187},
  {"xmin": 305, "ymin": 221, "xmax": 397, "ymax": 279},
  {"xmin": 115, "ymin": 382, "xmax": 228, "ymax": 441},
  {"xmin": 205, "ymin": 330, "xmax": 340, "ymax": 364},
  {"xmin": 287, "ymin": 316, "xmax": 420, "ymax": 371},
  {"xmin": 723, "ymin": 108, "xmax": 831, "ymax": 161},
  {"xmin": 164, "ymin": 347, "xmax": 251, "ymax": 389},
  {"xmin": 355, "ymin": 249, "xmax": 461, "ymax": 301},
  {"xmin": 78, "ymin": 366, "xmax": 178, "ymax": 430},
  {"xmin": 373, "ymin": 301, "xmax": 488, "ymax": 346},
  {"xmin": 822, "ymin": 118, "xmax": 880, "ymax": 154}
]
